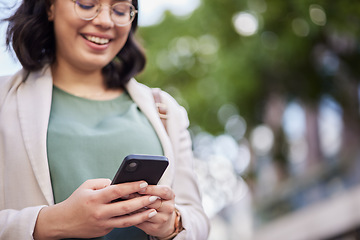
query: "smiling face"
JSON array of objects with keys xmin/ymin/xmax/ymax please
[{"xmin": 48, "ymin": 0, "xmax": 132, "ymax": 73}]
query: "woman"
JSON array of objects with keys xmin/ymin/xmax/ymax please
[{"xmin": 0, "ymin": 0, "xmax": 210, "ymax": 239}]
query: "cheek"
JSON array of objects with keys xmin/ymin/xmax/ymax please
[
  {"xmin": 118, "ymin": 27, "xmax": 131, "ymax": 40},
  {"xmin": 114, "ymin": 28, "xmax": 132, "ymax": 50},
  {"xmin": 53, "ymin": 23, "xmax": 76, "ymax": 49}
]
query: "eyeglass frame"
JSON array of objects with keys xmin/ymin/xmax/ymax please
[{"xmin": 70, "ymin": 0, "xmax": 138, "ymax": 27}]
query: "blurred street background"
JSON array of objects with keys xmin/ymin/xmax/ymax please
[{"xmin": 2, "ymin": 1, "xmax": 360, "ymax": 239}]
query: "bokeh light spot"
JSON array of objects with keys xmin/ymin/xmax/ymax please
[
  {"xmin": 309, "ymin": 4, "xmax": 327, "ymax": 26},
  {"xmin": 233, "ymin": 12, "xmax": 259, "ymax": 36}
]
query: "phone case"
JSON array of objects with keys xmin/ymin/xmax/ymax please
[{"xmin": 111, "ymin": 154, "xmax": 169, "ymax": 185}]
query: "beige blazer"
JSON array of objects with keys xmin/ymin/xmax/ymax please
[{"xmin": 0, "ymin": 66, "xmax": 209, "ymax": 239}]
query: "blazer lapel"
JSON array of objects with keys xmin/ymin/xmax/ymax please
[
  {"xmin": 126, "ymin": 79, "xmax": 175, "ymax": 186},
  {"xmin": 17, "ymin": 66, "xmax": 54, "ymax": 205}
]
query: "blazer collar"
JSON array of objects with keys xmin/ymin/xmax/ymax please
[{"xmin": 17, "ymin": 66, "xmax": 54, "ymax": 205}]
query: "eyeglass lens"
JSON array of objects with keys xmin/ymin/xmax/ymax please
[{"xmin": 74, "ymin": 0, "xmax": 136, "ymax": 26}]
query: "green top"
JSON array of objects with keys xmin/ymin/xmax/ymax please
[{"xmin": 47, "ymin": 86, "xmax": 163, "ymax": 240}]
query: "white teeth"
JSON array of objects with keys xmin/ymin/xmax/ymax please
[{"xmin": 85, "ymin": 35, "xmax": 110, "ymax": 45}]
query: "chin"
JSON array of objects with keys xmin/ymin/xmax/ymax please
[{"xmin": 84, "ymin": 58, "xmax": 113, "ymax": 70}]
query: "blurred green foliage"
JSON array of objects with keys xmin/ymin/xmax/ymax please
[
  {"xmin": 137, "ymin": 0, "xmax": 360, "ymax": 136},
  {"xmin": 136, "ymin": 0, "xmax": 360, "ymax": 227}
]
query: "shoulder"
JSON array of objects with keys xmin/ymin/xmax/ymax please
[
  {"xmin": 0, "ymin": 69, "xmax": 28, "ymax": 106},
  {"xmin": 0, "ymin": 66, "xmax": 51, "ymax": 108},
  {"xmin": 160, "ymin": 90, "xmax": 189, "ymax": 126},
  {"xmin": 132, "ymin": 80, "xmax": 190, "ymax": 132},
  {"xmin": 0, "ymin": 69, "xmax": 25, "ymax": 89},
  {"xmin": 127, "ymin": 79, "xmax": 187, "ymax": 117}
]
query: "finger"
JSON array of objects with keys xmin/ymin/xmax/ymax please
[
  {"xmin": 149, "ymin": 200, "xmax": 175, "ymax": 216},
  {"xmin": 136, "ymin": 221, "xmax": 158, "ymax": 231},
  {"xmin": 146, "ymin": 198, "xmax": 163, "ymax": 211},
  {"xmin": 128, "ymin": 207, "xmax": 148, "ymax": 215},
  {"xmin": 101, "ymin": 181, "xmax": 148, "ymax": 203},
  {"xmin": 126, "ymin": 198, "xmax": 162, "ymax": 215},
  {"xmin": 121, "ymin": 193, "xmax": 142, "ymax": 200},
  {"xmin": 138, "ymin": 185, "xmax": 175, "ymax": 201},
  {"xmin": 109, "ymin": 209, "xmax": 157, "ymax": 228},
  {"xmin": 109, "ymin": 209, "xmax": 158, "ymax": 228},
  {"xmin": 144, "ymin": 209, "xmax": 175, "ymax": 224},
  {"xmin": 105, "ymin": 195, "xmax": 160, "ymax": 217}
]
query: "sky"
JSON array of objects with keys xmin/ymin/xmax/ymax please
[{"xmin": 0, "ymin": 0, "xmax": 201, "ymax": 76}]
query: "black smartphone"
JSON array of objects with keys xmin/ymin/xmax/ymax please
[{"xmin": 111, "ymin": 154, "xmax": 169, "ymax": 185}]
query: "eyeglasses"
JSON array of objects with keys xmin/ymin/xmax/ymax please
[{"xmin": 71, "ymin": 0, "xmax": 138, "ymax": 27}]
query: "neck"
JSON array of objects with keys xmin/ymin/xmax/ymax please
[{"xmin": 51, "ymin": 61, "xmax": 123, "ymax": 100}]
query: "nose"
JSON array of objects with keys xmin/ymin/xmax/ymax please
[{"xmin": 92, "ymin": 4, "xmax": 114, "ymax": 28}]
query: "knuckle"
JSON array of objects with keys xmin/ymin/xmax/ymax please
[
  {"xmin": 163, "ymin": 186, "xmax": 171, "ymax": 194},
  {"xmin": 167, "ymin": 204, "xmax": 175, "ymax": 213},
  {"xmin": 120, "ymin": 204, "xmax": 132, "ymax": 213},
  {"xmin": 113, "ymin": 187, "xmax": 123, "ymax": 196},
  {"xmin": 91, "ymin": 210, "xmax": 105, "ymax": 221},
  {"xmin": 111, "ymin": 186, "xmax": 125, "ymax": 199},
  {"xmin": 142, "ymin": 213, "xmax": 151, "ymax": 222},
  {"xmin": 158, "ymin": 215, "xmax": 168, "ymax": 224},
  {"xmin": 160, "ymin": 186, "xmax": 172, "ymax": 197},
  {"xmin": 85, "ymin": 194, "xmax": 98, "ymax": 205},
  {"xmin": 121, "ymin": 220, "xmax": 133, "ymax": 228}
]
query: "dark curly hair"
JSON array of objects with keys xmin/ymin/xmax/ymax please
[{"xmin": 5, "ymin": 0, "xmax": 146, "ymax": 88}]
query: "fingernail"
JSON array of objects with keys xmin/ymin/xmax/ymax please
[
  {"xmin": 148, "ymin": 210, "xmax": 157, "ymax": 218},
  {"xmin": 149, "ymin": 196, "xmax": 160, "ymax": 203},
  {"xmin": 140, "ymin": 182, "xmax": 148, "ymax": 189}
]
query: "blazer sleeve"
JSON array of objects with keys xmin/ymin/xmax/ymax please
[
  {"xmin": 162, "ymin": 92, "xmax": 210, "ymax": 240},
  {"xmin": 0, "ymin": 72, "xmax": 48, "ymax": 240},
  {"xmin": 0, "ymin": 206, "xmax": 47, "ymax": 240}
]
